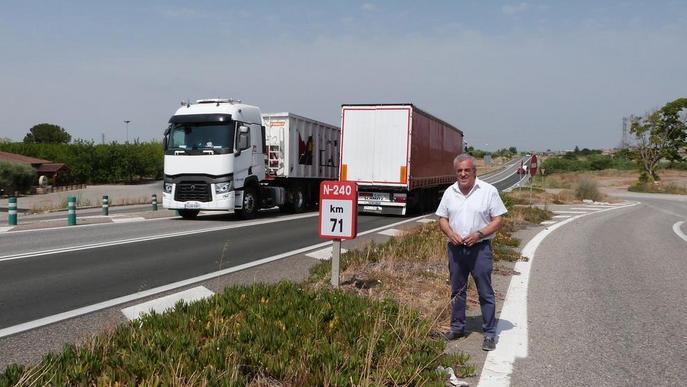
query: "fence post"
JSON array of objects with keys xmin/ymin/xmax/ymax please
[
  {"xmin": 102, "ymin": 195, "xmax": 109, "ymax": 215},
  {"xmin": 8, "ymin": 196, "xmax": 17, "ymax": 226},
  {"xmin": 67, "ymin": 196, "xmax": 76, "ymax": 225},
  {"xmin": 152, "ymin": 194, "xmax": 158, "ymax": 211}
]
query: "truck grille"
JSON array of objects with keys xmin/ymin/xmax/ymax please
[{"xmin": 175, "ymin": 182, "xmax": 212, "ymax": 202}]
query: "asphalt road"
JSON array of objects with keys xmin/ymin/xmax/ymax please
[
  {"xmin": 0, "ymin": 212, "xmax": 405, "ymax": 329},
  {"xmin": 511, "ymin": 193, "xmax": 687, "ymax": 386}
]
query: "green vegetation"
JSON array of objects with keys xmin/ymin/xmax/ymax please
[
  {"xmin": 0, "ymin": 282, "xmax": 463, "ymax": 386},
  {"xmin": 574, "ymin": 176, "xmax": 603, "ymax": 201},
  {"xmin": 541, "ymin": 152, "xmax": 635, "ymax": 174},
  {"xmin": 0, "ymin": 141, "xmax": 163, "ymax": 184},
  {"xmin": 629, "ymin": 97, "xmax": 687, "ymax": 182},
  {"xmin": 0, "ymin": 161, "xmax": 35, "ymax": 195},
  {"xmin": 23, "ymin": 123, "xmax": 72, "ymax": 144}
]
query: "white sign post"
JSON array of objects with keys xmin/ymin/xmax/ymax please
[{"xmin": 319, "ymin": 181, "xmax": 358, "ymax": 288}]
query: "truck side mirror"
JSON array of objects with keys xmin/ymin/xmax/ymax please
[{"xmin": 237, "ymin": 125, "xmax": 250, "ymax": 151}]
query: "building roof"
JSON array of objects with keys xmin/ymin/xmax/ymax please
[
  {"xmin": 0, "ymin": 150, "xmax": 52, "ymax": 165},
  {"xmin": 36, "ymin": 163, "xmax": 69, "ymax": 173}
]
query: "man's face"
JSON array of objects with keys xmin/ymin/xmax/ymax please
[{"xmin": 455, "ymin": 159, "xmax": 476, "ymax": 190}]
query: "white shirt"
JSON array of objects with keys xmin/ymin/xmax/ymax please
[{"xmin": 435, "ymin": 178, "xmax": 507, "ymax": 240}]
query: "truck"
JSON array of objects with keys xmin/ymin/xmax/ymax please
[
  {"xmin": 162, "ymin": 98, "xmax": 340, "ymax": 219},
  {"xmin": 339, "ymin": 103, "xmax": 464, "ymax": 216}
]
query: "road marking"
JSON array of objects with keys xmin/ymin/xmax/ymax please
[
  {"xmin": 478, "ymin": 201, "xmax": 639, "ymax": 387},
  {"xmin": 0, "ymin": 213, "xmax": 431, "ymax": 338},
  {"xmin": 112, "ymin": 217, "xmax": 146, "ymax": 223},
  {"xmin": 305, "ymin": 247, "xmax": 349, "ymax": 261},
  {"xmin": 0, "ymin": 226, "xmax": 14, "ymax": 233},
  {"xmin": 417, "ymin": 218, "xmax": 435, "ymax": 224},
  {"xmin": 552, "ymin": 210, "xmax": 587, "ymax": 214},
  {"xmin": 673, "ymin": 221, "xmax": 687, "ymax": 242},
  {"xmin": 552, "ymin": 215, "xmax": 571, "ymax": 219},
  {"xmin": 121, "ymin": 286, "xmax": 214, "ymax": 321},
  {"xmin": 540, "ymin": 221, "xmax": 556, "ymax": 225},
  {"xmin": 378, "ymin": 228, "xmax": 404, "ymax": 236},
  {"xmin": 570, "ymin": 207, "xmax": 601, "ymax": 211},
  {"xmin": 0, "ymin": 212, "xmax": 319, "ymax": 263}
]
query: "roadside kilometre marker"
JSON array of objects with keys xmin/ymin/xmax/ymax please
[{"xmin": 319, "ymin": 181, "xmax": 358, "ymax": 288}]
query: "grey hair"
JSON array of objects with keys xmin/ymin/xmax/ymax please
[{"xmin": 453, "ymin": 153, "xmax": 476, "ymax": 170}]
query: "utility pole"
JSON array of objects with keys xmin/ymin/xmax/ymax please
[{"xmin": 123, "ymin": 120, "xmax": 131, "ymax": 143}]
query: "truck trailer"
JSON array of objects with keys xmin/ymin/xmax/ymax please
[
  {"xmin": 339, "ymin": 103, "xmax": 464, "ymax": 216},
  {"xmin": 162, "ymin": 99, "xmax": 340, "ymax": 219}
]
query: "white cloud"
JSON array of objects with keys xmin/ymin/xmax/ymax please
[{"xmin": 501, "ymin": 2, "xmax": 529, "ymax": 16}]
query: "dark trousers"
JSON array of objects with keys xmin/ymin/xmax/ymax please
[{"xmin": 447, "ymin": 240, "xmax": 496, "ymax": 337}]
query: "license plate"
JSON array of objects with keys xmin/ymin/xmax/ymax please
[
  {"xmin": 184, "ymin": 202, "xmax": 200, "ymax": 209},
  {"xmin": 372, "ymin": 193, "xmax": 388, "ymax": 201}
]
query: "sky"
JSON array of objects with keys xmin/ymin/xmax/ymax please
[{"xmin": 0, "ymin": 1, "xmax": 685, "ymax": 151}]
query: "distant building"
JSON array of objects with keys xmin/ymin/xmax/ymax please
[{"xmin": 0, "ymin": 151, "xmax": 69, "ymax": 181}]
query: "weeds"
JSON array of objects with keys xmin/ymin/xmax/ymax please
[{"xmin": 574, "ymin": 176, "xmax": 604, "ymax": 201}]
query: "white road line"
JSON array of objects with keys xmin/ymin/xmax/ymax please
[
  {"xmin": 305, "ymin": 247, "xmax": 349, "ymax": 261},
  {"xmin": 0, "ymin": 226, "xmax": 14, "ymax": 233},
  {"xmin": 673, "ymin": 221, "xmax": 687, "ymax": 242},
  {"xmin": 570, "ymin": 207, "xmax": 601, "ymax": 211},
  {"xmin": 0, "ymin": 212, "xmax": 319, "ymax": 263},
  {"xmin": 121, "ymin": 286, "xmax": 214, "ymax": 321},
  {"xmin": 3, "ymin": 215, "xmax": 180, "ymax": 234},
  {"xmin": 552, "ymin": 215, "xmax": 571, "ymax": 219},
  {"xmin": 417, "ymin": 218, "xmax": 435, "ymax": 224},
  {"xmin": 0, "ymin": 213, "xmax": 431, "ymax": 338},
  {"xmin": 378, "ymin": 228, "xmax": 404, "ymax": 236},
  {"xmin": 539, "ymin": 221, "xmax": 556, "ymax": 225},
  {"xmin": 552, "ymin": 210, "xmax": 588, "ymax": 214},
  {"xmin": 112, "ymin": 217, "xmax": 146, "ymax": 223},
  {"xmin": 478, "ymin": 201, "xmax": 638, "ymax": 387}
]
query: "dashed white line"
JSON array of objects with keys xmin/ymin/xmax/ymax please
[
  {"xmin": 305, "ymin": 247, "xmax": 349, "ymax": 261},
  {"xmin": 540, "ymin": 221, "xmax": 556, "ymax": 225},
  {"xmin": 552, "ymin": 215, "xmax": 571, "ymax": 219},
  {"xmin": 378, "ymin": 228, "xmax": 404, "ymax": 236},
  {"xmin": 552, "ymin": 210, "xmax": 588, "ymax": 214},
  {"xmin": 673, "ymin": 221, "xmax": 687, "ymax": 242},
  {"xmin": 121, "ymin": 286, "xmax": 214, "ymax": 321},
  {"xmin": 112, "ymin": 217, "xmax": 146, "ymax": 223},
  {"xmin": 417, "ymin": 218, "xmax": 435, "ymax": 224}
]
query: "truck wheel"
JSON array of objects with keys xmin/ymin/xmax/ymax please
[
  {"xmin": 290, "ymin": 186, "xmax": 306, "ymax": 213},
  {"xmin": 178, "ymin": 209, "xmax": 199, "ymax": 219},
  {"xmin": 238, "ymin": 187, "xmax": 258, "ymax": 219}
]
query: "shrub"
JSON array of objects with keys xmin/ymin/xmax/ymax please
[
  {"xmin": 0, "ymin": 161, "xmax": 35, "ymax": 195},
  {"xmin": 574, "ymin": 177, "xmax": 603, "ymax": 201},
  {"xmin": 0, "ymin": 282, "xmax": 453, "ymax": 386}
]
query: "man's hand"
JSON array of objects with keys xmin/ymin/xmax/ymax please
[
  {"xmin": 438, "ymin": 217, "xmax": 463, "ymax": 246},
  {"xmin": 462, "ymin": 231, "xmax": 481, "ymax": 247},
  {"xmin": 447, "ymin": 230, "xmax": 463, "ymax": 246}
]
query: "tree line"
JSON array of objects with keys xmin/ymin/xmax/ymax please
[{"xmin": 0, "ymin": 141, "xmax": 163, "ymax": 185}]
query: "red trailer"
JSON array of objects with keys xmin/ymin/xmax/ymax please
[{"xmin": 339, "ymin": 104, "xmax": 464, "ymax": 215}]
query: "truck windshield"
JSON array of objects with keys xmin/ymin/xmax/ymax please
[{"xmin": 166, "ymin": 122, "xmax": 235, "ymax": 154}]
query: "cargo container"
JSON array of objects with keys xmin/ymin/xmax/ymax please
[
  {"xmin": 263, "ymin": 112, "xmax": 340, "ymax": 212},
  {"xmin": 162, "ymin": 99, "xmax": 340, "ymax": 219},
  {"xmin": 339, "ymin": 104, "xmax": 463, "ymax": 215}
]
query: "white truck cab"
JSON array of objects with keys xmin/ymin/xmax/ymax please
[{"xmin": 162, "ymin": 98, "xmax": 272, "ymax": 219}]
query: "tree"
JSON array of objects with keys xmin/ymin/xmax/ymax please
[
  {"xmin": 630, "ymin": 98, "xmax": 687, "ymax": 182},
  {"xmin": 23, "ymin": 123, "xmax": 72, "ymax": 144}
]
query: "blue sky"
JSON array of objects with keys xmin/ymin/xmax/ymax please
[{"xmin": 1, "ymin": 1, "xmax": 685, "ymax": 150}]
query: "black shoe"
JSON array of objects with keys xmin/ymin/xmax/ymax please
[
  {"xmin": 443, "ymin": 331, "xmax": 465, "ymax": 341},
  {"xmin": 482, "ymin": 336, "xmax": 496, "ymax": 351}
]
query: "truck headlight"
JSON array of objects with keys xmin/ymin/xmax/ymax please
[
  {"xmin": 164, "ymin": 183, "xmax": 173, "ymax": 193},
  {"xmin": 215, "ymin": 182, "xmax": 233, "ymax": 194}
]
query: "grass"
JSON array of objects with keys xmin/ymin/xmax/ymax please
[
  {"xmin": 628, "ymin": 181, "xmax": 687, "ymax": 195},
  {"xmin": 1, "ymin": 283, "xmax": 464, "ymax": 386}
]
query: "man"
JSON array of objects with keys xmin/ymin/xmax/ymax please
[{"xmin": 436, "ymin": 154, "xmax": 507, "ymax": 351}]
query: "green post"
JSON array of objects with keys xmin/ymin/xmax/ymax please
[
  {"xmin": 8, "ymin": 196, "xmax": 17, "ymax": 226},
  {"xmin": 67, "ymin": 196, "xmax": 76, "ymax": 225},
  {"xmin": 102, "ymin": 195, "xmax": 109, "ymax": 215},
  {"xmin": 152, "ymin": 194, "xmax": 158, "ymax": 211}
]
